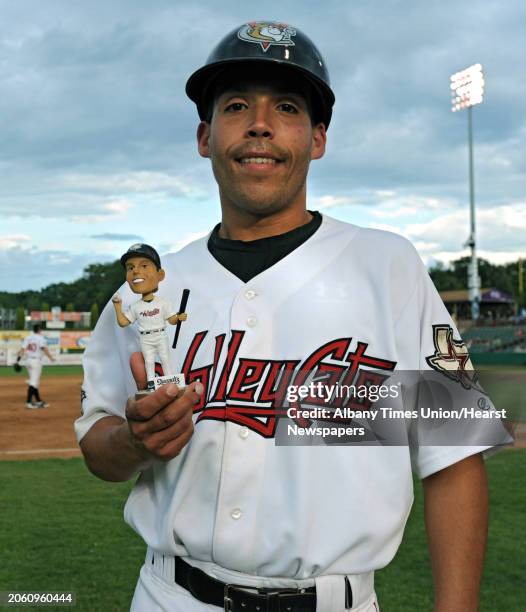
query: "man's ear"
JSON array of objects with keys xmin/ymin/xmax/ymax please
[
  {"xmin": 197, "ymin": 121, "xmax": 211, "ymax": 158},
  {"xmin": 310, "ymin": 123, "xmax": 327, "ymax": 161},
  {"xmin": 158, "ymin": 268, "xmax": 166, "ymax": 282}
]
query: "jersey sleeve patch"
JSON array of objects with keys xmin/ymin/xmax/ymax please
[{"xmin": 425, "ymin": 324, "xmax": 479, "ymax": 390}]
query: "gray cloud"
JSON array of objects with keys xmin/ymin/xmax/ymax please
[
  {"xmin": 0, "ymin": 0, "xmax": 524, "ymax": 288},
  {"xmin": 0, "ymin": 247, "xmax": 115, "ymax": 292}
]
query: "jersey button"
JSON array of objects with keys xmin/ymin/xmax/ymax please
[
  {"xmin": 246, "ymin": 316, "xmax": 257, "ymax": 328},
  {"xmin": 244, "ymin": 289, "xmax": 257, "ymax": 300},
  {"xmin": 231, "ymin": 508, "xmax": 242, "ymax": 520},
  {"xmin": 239, "ymin": 427, "xmax": 249, "ymax": 439}
]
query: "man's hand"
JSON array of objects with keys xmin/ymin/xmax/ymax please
[
  {"xmin": 125, "ymin": 350, "xmax": 202, "ymax": 462},
  {"xmin": 112, "ymin": 293, "xmax": 122, "ymax": 303},
  {"xmin": 79, "ymin": 351, "xmax": 203, "ymax": 480},
  {"xmin": 125, "ymin": 380, "xmax": 202, "ymax": 462}
]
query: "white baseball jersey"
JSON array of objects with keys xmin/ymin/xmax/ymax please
[
  {"xmin": 76, "ymin": 214, "xmax": 507, "ymax": 581},
  {"xmin": 124, "ymin": 296, "xmax": 176, "ymax": 332},
  {"xmin": 22, "ymin": 333, "xmax": 47, "ymax": 360}
]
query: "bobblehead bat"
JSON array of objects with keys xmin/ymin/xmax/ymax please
[{"xmin": 172, "ymin": 289, "xmax": 190, "ymax": 349}]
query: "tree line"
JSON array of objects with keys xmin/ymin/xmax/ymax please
[
  {"xmin": 1, "ymin": 256, "xmax": 524, "ymax": 329},
  {"xmin": 429, "ymin": 256, "xmax": 524, "ymax": 306},
  {"xmin": 0, "ymin": 260, "xmax": 124, "ymax": 329}
]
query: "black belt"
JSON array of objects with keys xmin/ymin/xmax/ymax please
[
  {"xmin": 173, "ymin": 557, "xmax": 318, "ymax": 611},
  {"xmin": 139, "ymin": 328, "xmax": 165, "ymax": 335}
]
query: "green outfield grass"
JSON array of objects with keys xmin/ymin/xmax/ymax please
[
  {"xmin": 0, "ymin": 451, "xmax": 523, "ymax": 611},
  {"xmin": 0, "ymin": 365, "xmax": 83, "ymax": 377},
  {"xmin": 376, "ymin": 449, "xmax": 525, "ymax": 610},
  {"xmin": 477, "ymin": 367, "xmax": 526, "ymax": 422},
  {"xmin": 0, "ymin": 459, "xmax": 143, "ymax": 612}
]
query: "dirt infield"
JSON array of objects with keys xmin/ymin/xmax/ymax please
[
  {"xmin": 1, "ymin": 371, "xmax": 524, "ymax": 460},
  {"xmin": 0, "ymin": 374, "xmax": 83, "ymax": 460}
]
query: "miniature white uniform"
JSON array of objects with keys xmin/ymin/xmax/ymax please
[
  {"xmin": 22, "ymin": 333, "xmax": 47, "ymax": 388},
  {"xmin": 123, "ymin": 295, "xmax": 177, "ymax": 382},
  {"xmin": 76, "ymin": 215, "xmax": 508, "ymax": 611}
]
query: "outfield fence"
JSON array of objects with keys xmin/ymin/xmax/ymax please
[{"xmin": 0, "ymin": 330, "xmax": 91, "ymax": 366}]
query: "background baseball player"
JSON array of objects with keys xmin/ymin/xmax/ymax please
[
  {"xmin": 17, "ymin": 323, "xmax": 55, "ymax": 409},
  {"xmin": 112, "ymin": 243, "xmax": 187, "ymax": 390},
  {"xmin": 76, "ymin": 21, "xmax": 509, "ymax": 611}
]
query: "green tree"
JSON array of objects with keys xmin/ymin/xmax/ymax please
[
  {"xmin": 40, "ymin": 302, "xmax": 50, "ymax": 312},
  {"xmin": 90, "ymin": 303, "xmax": 100, "ymax": 329},
  {"xmin": 429, "ymin": 257, "xmax": 519, "ymax": 296},
  {"xmin": 429, "ymin": 261, "xmax": 463, "ymax": 292},
  {"xmin": 65, "ymin": 302, "xmax": 75, "ymax": 329},
  {"xmin": 0, "ymin": 259, "xmax": 123, "ymax": 313},
  {"xmin": 15, "ymin": 306, "xmax": 25, "ymax": 330}
]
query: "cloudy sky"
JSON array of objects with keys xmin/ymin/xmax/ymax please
[{"xmin": 1, "ymin": 0, "xmax": 525, "ymax": 291}]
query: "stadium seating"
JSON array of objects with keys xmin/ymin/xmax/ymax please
[{"xmin": 463, "ymin": 325, "xmax": 526, "ymax": 353}]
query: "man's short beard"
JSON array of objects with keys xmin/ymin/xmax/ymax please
[
  {"xmin": 216, "ymin": 172, "xmax": 308, "ymax": 218},
  {"xmin": 224, "ymin": 192, "xmax": 290, "ymax": 217}
]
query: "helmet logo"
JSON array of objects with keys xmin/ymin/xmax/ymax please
[{"xmin": 238, "ymin": 22, "xmax": 296, "ymax": 53}]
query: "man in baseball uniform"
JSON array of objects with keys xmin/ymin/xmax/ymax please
[
  {"xmin": 112, "ymin": 243, "xmax": 188, "ymax": 390},
  {"xmin": 76, "ymin": 21, "xmax": 509, "ymax": 611},
  {"xmin": 17, "ymin": 323, "xmax": 55, "ymax": 408}
]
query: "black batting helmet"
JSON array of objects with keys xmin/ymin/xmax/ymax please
[
  {"xmin": 120, "ymin": 243, "xmax": 162, "ymax": 269},
  {"xmin": 186, "ymin": 21, "xmax": 335, "ymax": 128}
]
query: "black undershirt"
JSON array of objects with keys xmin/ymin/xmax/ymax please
[{"xmin": 207, "ymin": 211, "xmax": 322, "ymax": 283}]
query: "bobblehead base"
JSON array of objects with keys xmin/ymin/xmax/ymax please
[{"xmin": 153, "ymin": 373, "xmax": 185, "ymax": 391}]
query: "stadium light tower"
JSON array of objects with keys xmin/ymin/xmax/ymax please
[{"xmin": 450, "ymin": 63, "xmax": 485, "ymax": 321}]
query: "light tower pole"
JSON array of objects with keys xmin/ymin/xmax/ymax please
[
  {"xmin": 519, "ymin": 258, "xmax": 524, "ymax": 314},
  {"xmin": 450, "ymin": 63, "xmax": 485, "ymax": 321}
]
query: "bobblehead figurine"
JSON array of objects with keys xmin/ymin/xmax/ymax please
[{"xmin": 112, "ymin": 243, "xmax": 187, "ymax": 391}]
